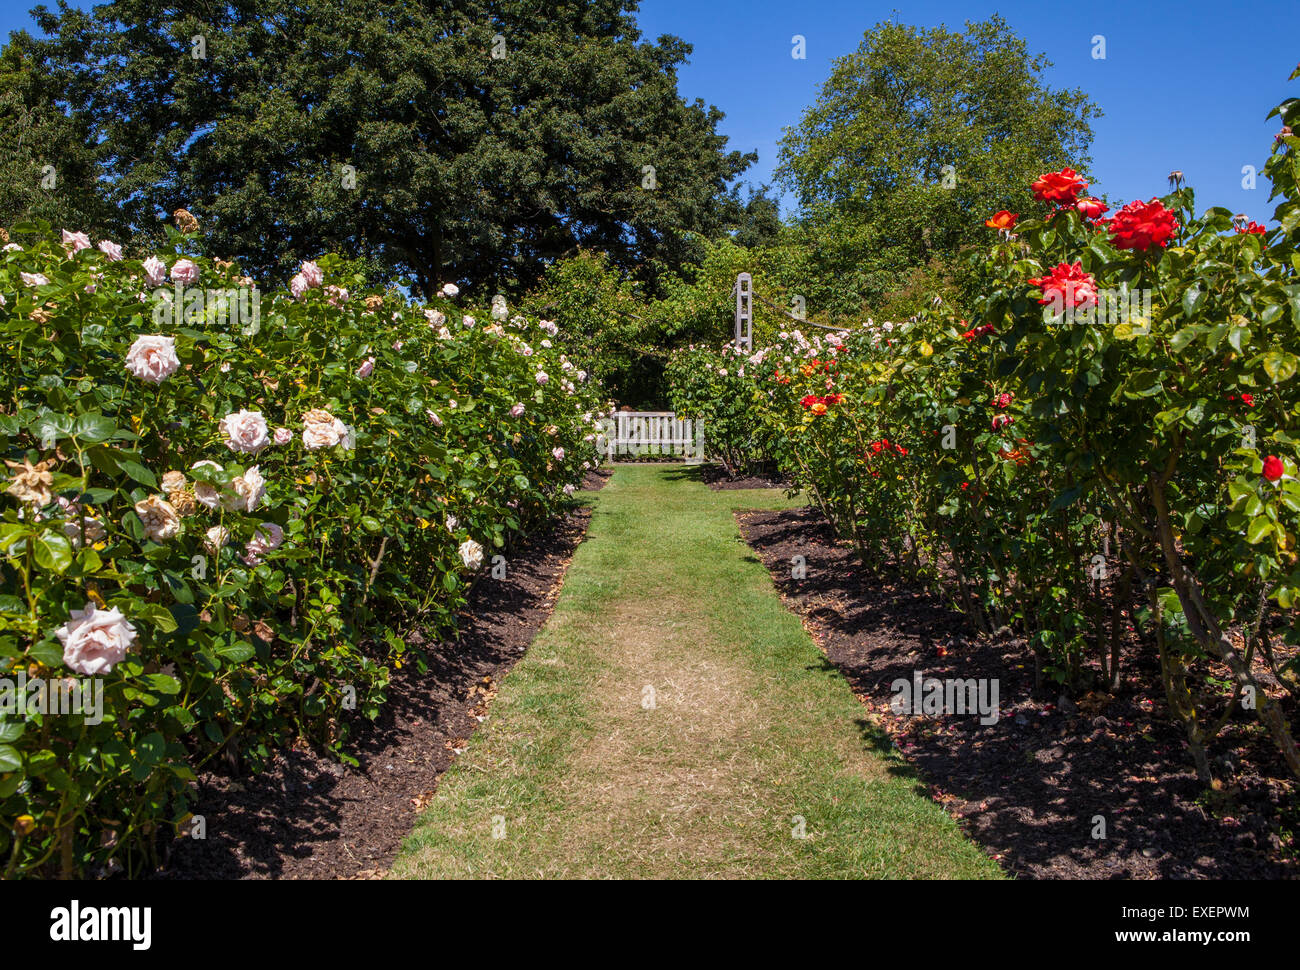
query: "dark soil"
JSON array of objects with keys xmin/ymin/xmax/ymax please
[
  {"xmin": 154, "ymin": 475, "xmax": 606, "ymax": 880},
  {"xmin": 737, "ymin": 505, "xmax": 1300, "ymax": 880},
  {"xmin": 697, "ymin": 463, "xmax": 792, "ymax": 491}
]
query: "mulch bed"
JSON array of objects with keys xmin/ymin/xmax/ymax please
[
  {"xmin": 153, "ymin": 469, "xmax": 609, "ymax": 880},
  {"xmin": 697, "ymin": 463, "xmax": 791, "ymax": 491},
  {"xmin": 737, "ymin": 505, "xmax": 1300, "ymax": 880}
]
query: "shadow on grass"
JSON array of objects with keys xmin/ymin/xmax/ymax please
[{"xmin": 737, "ymin": 504, "xmax": 1297, "ymax": 880}]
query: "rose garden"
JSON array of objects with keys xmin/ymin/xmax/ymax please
[{"xmin": 1, "ymin": 6, "xmax": 1298, "ymax": 886}]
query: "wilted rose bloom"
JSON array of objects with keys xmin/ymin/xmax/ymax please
[
  {"xmin": 446, "ymin": 514, "xmax": 458, "ymax": 531},
  {"xmin": 426, "ymin": 410, "xmax": 443, "ymax": 428},
  {"xmin": 289, "ymin": 273, "xmax": 309, "ymax": 299},
  {"xmin": 203, "ymin": 525, "xmax": 230, "ymax": 555},
  {"xmin": 161, "ymin": 470, "xmax": 187, "ymax": 494},
  {"xmin": 325, "ymin": 285, "xmax": 348, "ymax": 306},
  {"xmin": 97, "ymin": 239, "xmax": 124, "ymax": 261},
  {"xmin": 510, "ymin": 403, "xmax": 525, "ymax": 417},
  {"xmin": 173, "ymin": 208, "xmax": 200, "ymax": 234},
  {"xmin": 563, "ymin": 484, "xmax": 576, "ymax": 496},
  {"xmin": 125, "ymin": 334, "xmax": 180, "ymax": 384},
  {"xmin": 424, "ymin": 308, "xmax": 445, "ymax": 326},
  {"xmin": 552, "ymin": 447, "xmax": 565, "ymax": 460},
  {"xmin": 458, "ymin": 538, "xmax": 484, "ymax": 570},
  {"xmin": 535, "ymin": 371, "xmax": 548, "ymax": 384},
  {"xmin": 301, "ymin": 408, "xmax": 347, "ymax": 449},
  {"xmin": 61, "ymin": 229, "xmax": 91, "ymax": 253},
  {"xmin": 437, "ymin": 326, "xmax": 452, "ymax": 340},
  {"xmin": 142, "ymin": 255, "xmax": 167, "ymax": 287},
  {"xmin": 242, "ymin": 522, "xmax": 284, "ymax": 565},
  {"xmin": 299, "ymin": 260, "xmax": 324, "ymax": 287},
  {"xmin": 356, "ymin": 356, "xmax": 375, "ymax": 378},
  {"xmin": 440, "ymin": 283, "xmax": 459, "ymax": 298},
  {"xmin": 191, "ymin": 460, "xmax": 223, "ymax": 509},
  {"xmin": 56, "ymin": 602, "xmax": 137, "ymax": 675},
  {"xmin": 20, "ymin": 272, "xmax": 49, "ymax": 287},
  {"xmin": 273, "ymin": 427, "xmax": 293, "ymax": 446},
  {"xmin": 220, "ymin": 409, "xmax": 271, "ymax": 454},
  {"xmin": 225, "ymin": 465, "xmax": 266, "ymax": 513},
  {"xmin": 170, "ymin": 258, "xmax": 199, "ymax": 284},
  {"xmin": 4, "ymin": 458, "xmax": 52, "ymax": 508},
  {"xmin": 135, "ymin": 494, "xmax": 182, "ymax": 542}
]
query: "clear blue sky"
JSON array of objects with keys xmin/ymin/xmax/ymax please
[
  {"xmin": 6, "ymin": 0, "xmax": 1296, "ymax": 223},
  {"xmin": 636, "ymin": 0, "xmax": 1297, "ymax": 222}
]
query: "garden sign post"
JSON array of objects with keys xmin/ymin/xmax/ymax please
[{"xmin": 734, "ymin": 272, "xmax": 752, "ymax": 352}]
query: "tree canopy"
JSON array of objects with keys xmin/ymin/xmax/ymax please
[
  {"xmin": 776, "ymin": 15, "xmax": 1100, "ymax": 309},
  {"xmin": 21, "ymin": 0, "xmax": 754, "ymax": 296}
]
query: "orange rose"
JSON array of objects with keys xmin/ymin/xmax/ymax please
[{"xmin": 985, "ymin": 210, "xmax": 1018, "ymax": 230}]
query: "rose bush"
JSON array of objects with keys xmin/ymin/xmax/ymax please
[
  {"xmin": 670, "ymin": 79, "xmax": 1300, "ymax": 787},
  {"xmin": 0, "ymin": 222, "xmax": 605, "ymax": 877}
]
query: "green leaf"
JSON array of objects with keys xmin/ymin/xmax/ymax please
[
  {"xmin": 117, "ymin": 459, "xmax": 157, "ymax": 488},
  {"xmin": 1262, "ymin": 351, "xmax": 1298, "ymax": 384},
  {"xmin": 0, "ymin": 744, "xmax": 21, "ymax": 772},
  {"xmin": 33, "ymin": 532, "xmax": 73, "ymax": 574}
]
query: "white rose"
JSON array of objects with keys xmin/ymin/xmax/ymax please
[
  {"xmin": 458, "ymin": 538, "xmax": 484, "ymax": 570},
  {"xmin": 220, "ymin": 409, "xmax": 270, "ymax": 454},
  {"xmin": 125, "ymin": 335, "xmax": 180, "ymax": 384},
  {"xmin": 56, "ymin": 602, "xmax": 137, "ymax": 675}
]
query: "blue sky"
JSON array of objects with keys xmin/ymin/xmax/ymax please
[
  {"xmin": 637, "ymin": 0, "xmax": 1297, "ymax": 222},
  {"xmin": 6, "ymin": 1, "xmax": 1296, "ymax": 222}
]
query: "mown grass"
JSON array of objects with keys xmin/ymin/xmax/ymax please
[{"xmin": 391, "ymin": 464, "xmax": 1002, "ymax": 879}]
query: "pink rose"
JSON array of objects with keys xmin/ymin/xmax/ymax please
[
  {"xmin": 440, "ymin": 283, "xmax": 459, "ymax": 298},
  {"xmin": 223, "ymin": 465, "xmax": 266, "ymax": 513},
  {"xmin": 220, "ymin": 409, "xmax": 270, "ymax": 454},
  {"xmin": 299, "ymin": 260, "xmax": 324, "ymax": 288},
  {"xmin": 20, "ymin": 272, "xmax": 49, "ymax": 287},
  {"xmin": 552, "ymin": 447, "xmax": 565, "ymax": 460},
  {"xmin": 56, "ymin": 602, "xmax": 137, "ymax": 675},
  {"xmin": 142, "ymin": 256, "xmax": 167, "ymax": 287},
  {"xmin": 356, "ymin": 356, "xmax": 375, "ymax": 378},
  {"xmin": 61, "ymin": 229, "xmax": 91, "ymax": 253},
  {"xmin": 289, "ymin": 273, "xmax": 309, "ymax": 300},
  {"xmin": 325, "ymin": 285, "xmax": 348, "ymax": 306},
  {"xmin": 242, "ymin": 522, "xmax": 285, "ymax": 565},
  {"xmin": 170, "ymin": 258, "xmax": 199, "ymax": 284},
  {"xmin": 125, "ymin": 335, "xmax": 180, "ymax": 384},
  {"xmin": 426, "ymin": 410, "xmax": 443, "ymax": 428},
  {"xmin": 191, "ymin": 460, "xmax": 223, "ymax": 509},
  {"xmin": 510, "ymin": 403, "xmax": 525, "ymax": 417},
  {"xmin": 535, "ymin": 371, "xmax": 548, "ymax": 385},
  {"xmin": 273, "ymin": 427, "xmax": 293, "ymax": 446},
  {"xmin": 97, "ymin": 240, "xmax": 123, "ymax": 261}
]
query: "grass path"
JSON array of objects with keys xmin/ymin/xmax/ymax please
[{"xmin": 391, "ymin": 465, "xmax": 1002, "ymax": 879}]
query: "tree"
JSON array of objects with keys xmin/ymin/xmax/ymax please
[
  {"xmin": 23, "ymin": 0, "xmax": 754, "ymax": 296},
  {"xmin": 0, "ymin": 37, "xmax": 116, "ymax": 234},
  {"xmin": 776, "ymin": 15, "xmax": 1100, "ymax": 310}
]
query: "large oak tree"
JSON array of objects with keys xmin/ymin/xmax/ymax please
[{"xmin": 22, "ymin": 0, "xmax": 754, "ymax": 296}]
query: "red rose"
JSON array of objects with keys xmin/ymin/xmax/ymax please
[
  {"xmin": 1031, "ymin": 167, "xmax": 1089, "ymax": 203},
  {"xmin": 985, "ymin": 210, "xmax": 1018, "ymax": 230},
  {"xmin": 1107, "ymin": 199, "xmax": 1179, "ymax": 251},
  {"xmin": 1240, "ymin": 393, "xmax": 1255, "ymax": 408},
  {"xmin": 1075, "ymin": 197, "xmax": 1109, "ymax": 220},
  {"xmin": 1235, "ymin": 221, "xmax": 1267, "ymax": 235},
  {"xmin": 800, "ymin": 394, "xmax": 820, "ymax": 409},
  {"xmin": 1028, "ymin": 261, "xmax": 1098, "ymax": 310},
  {"xmin": 1263, "ymin": 455, "xmax": 1285, "ymax": 482}
]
